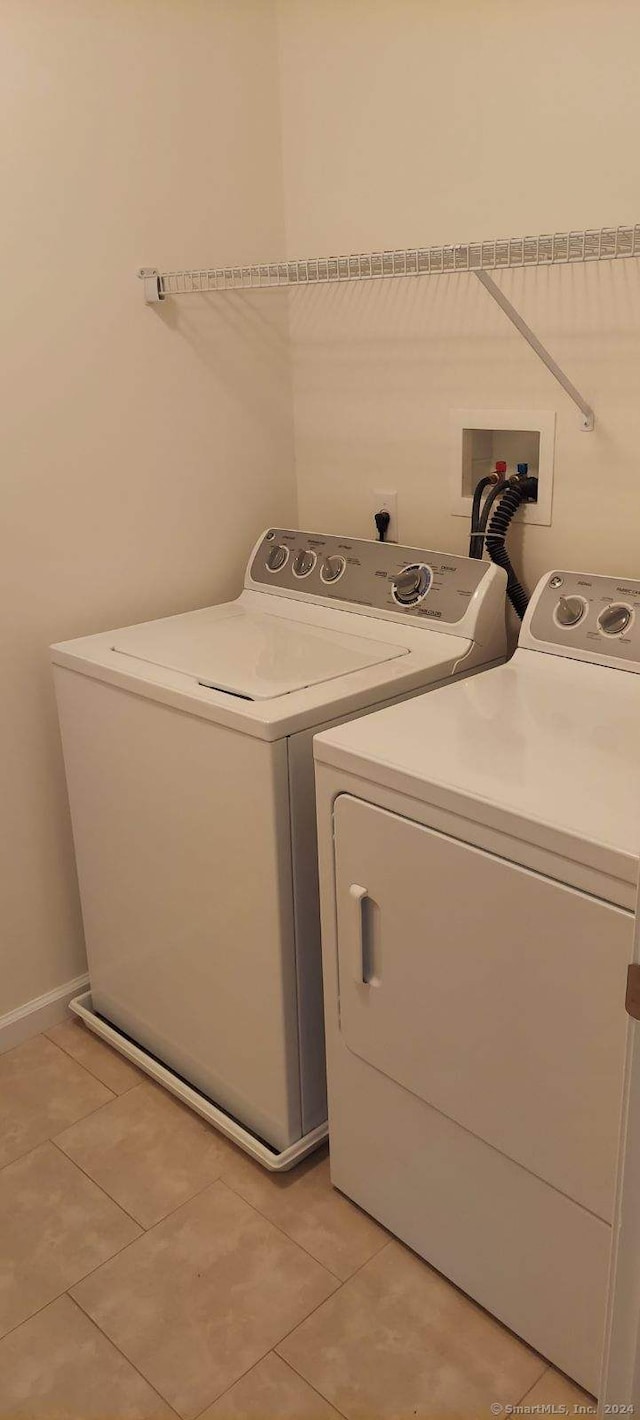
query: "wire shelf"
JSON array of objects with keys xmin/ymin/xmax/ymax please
[
  {"xmin": 138, "ymin": 222, "xmax": 640, "ymax": 432},
  {"xmin": 141, "ymin": 224, "xmax": 640, "ymax": 299}
]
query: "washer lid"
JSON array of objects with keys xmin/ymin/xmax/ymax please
[{"xmin": 112, "ymin": 605, "xmax": 408, "ymax": 700}]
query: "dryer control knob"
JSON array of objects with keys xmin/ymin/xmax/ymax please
[
  {"xmin": 266, "ymin": 543, "xmax": 288, "ymax": 572},
  {"xmin": 321, "ymin": 554, "xmax": 346, "ymax": 584},
  {"xmin": 599, "ymin": 603, "xmax": 632, "ymax": 636},
  {"xmin": 555, "ymin": 595, "xmax": 586, "ymax": 628},
  {"xmin": 392, "ymin": 563, "xmax": 431, "ymax": 606},
  {"xmin": 292, "ymin": 548, "xmax": 317, "ymax": 578}
]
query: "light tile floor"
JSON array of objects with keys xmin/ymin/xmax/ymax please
[{"xmin": 0, "ymin": 1021, "xmax": 597, "ymax": 1419}]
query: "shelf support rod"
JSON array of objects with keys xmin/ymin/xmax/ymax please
[{"xmin": 475, "ymin": 269, "xmax": 594, "ymax": 432}]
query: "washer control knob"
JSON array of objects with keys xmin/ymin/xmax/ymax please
[
  {"xmin": 266, "ymin": 543, "xmax": 288, "ymax": 572},
  {"xmin": 599, "ymin": 603, "xmax": 632, "ymax": 636},
  {"xmin": 392, "ymin": 563, "xmax": 431, "ymax": 606},
  {"xmin": 555, "ymin": 595, "xmax": 586, "ymax": 628},
  {"xmin": 292, "ymin": 548, "xmax": 316, "ymax": 578},
  {"xmin": 321, "ymin": 554, "xmax": 346, "ymax": 584}
]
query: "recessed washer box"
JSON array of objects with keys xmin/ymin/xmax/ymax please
[{"xmin": 450, "ymin": 408, "xmax": 555, "ymax": 527}]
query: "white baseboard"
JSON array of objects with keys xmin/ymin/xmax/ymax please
[{"xmin": 0, "ymin": 974, "xmax": 90, "ymax": 1054}]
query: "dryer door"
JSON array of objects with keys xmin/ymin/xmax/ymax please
[{"xmin": 334, "ymin": 794, "xmax": 631, "ymax": 1222}]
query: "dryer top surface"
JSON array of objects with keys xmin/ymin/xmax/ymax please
[{"xmin": 314, "ymin": 649, "xmax": 640, "ymax": 883}]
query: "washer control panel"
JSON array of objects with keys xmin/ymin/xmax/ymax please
[
  {"xmin": 528, "ymin": 570, "xmax": 640, "ymax": 666},
  {"xmin": 249, "ymin": 529, "xmax": 491, "ymax": 625}
]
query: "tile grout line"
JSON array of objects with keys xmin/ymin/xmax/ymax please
[
  {"xmin": 0, "ymin": 1122, "xmax": 111, "ymax": 1181},
  {"xmin": 52, "ymin": 1079, "xmax": 149, "ymax": 1140},
  {"xmin": 211, "ymin": 1176, "xmax": 345, "ymax": 1293},
  {"xmin": 218, "ymin": 1168, "xmax": 389, "ymax": 1283},
  {"xmin": 2, "ymin": 1069, "xmax": 551, "ymax": 1419},
  {"xmin": 271, "ymin": 1341, "xmax": 350, "ymax": 1416},
  {"xmin": 272, "ymin": 1235, "xmax": 547, "ymax": 1420},
  {"xmin": 190, "ymin": 1342, "xmax": 298, "ymax": 1419},
  {"xmin": 76, "ymin": 1176, "xmax": 386, "ymax": 1419},
  {"xmin": 191, "ymin": 1348, "xmax": 350, "ymax": 1420},
  {"xmin": 275, "ymin": 1284, "xmax": 540, "ymax": 1420},
  {"xmin": 0, "ymin": 1030, "xmax": 88, "ymax": 1066},
  {"xmin": 6, "ymin": 1048, "xmax": 550, "ymax": 1419},
  {"xmin": 6, "ymin": 1111, "xmax": 547, "ymax": 1420},
  {"xmin": 190, "ymin": 1354, "xmax": 275, "ymax": 1420},
  {"xmin": 0, "ymin": 1219, "xmax": 147, "ymax": 1349},
  {"xmin": 43, "ymin": 1026, "xmax": 141, "ymax": 1095},
  {"xmin": 65, "ymin": 1221, "xmax": 563, "ymax": 1420},
  {"xmin": 56, "ymin": 1132, "xmax": 352, "ymax": 1239},
  {"xmin": 67, "ymin": 1173, "xmax": 348, "ymax": 1420},
  {"xmin": 50, "ymin": 1138, "xmax": 146, "ymax": 1232},
  {"xmin": 116, "ymin": 1169, "xmax": 236, "ymax": 1232},
  {"xmin": 384, "ymin": 1233, "xmax": 553, "ymax": 1398},
  {"xmin": 0, "ymin": 1053, "xmax": 577, "ymax": 1420},
  {"xmin": 270, "ymin": 1350, "xmax": 351, "ymax": 1420},
  {"xmin": 183, "ymin": 1277, "xmax": 353, "ymax": 1420},
  {"xmin": 0, "ymin": 1081, "xmax": 146, "ymax": 1184},
  {"xmin": 0, "ymin": 1135, "xmax": 60, "ymax": 1178},
  {"xmin": 25, "ymin": 1033, "xmax": 117, "ymax": 1104},
  {"xmin": 515, "ymin": 1362, "xmax": 596, "ymax": 1409},
  {"xmin": 67, "ymin": 1172, "xmax": 358, "ymax": 1420},
  {"xmin": 64, "ymin": 1293, "xmax": 182, "ymax": 1419},
  {"xmin": 49, "ymin": 1142, "xmax": 253, "ymax": 1235},
  {"xmin": 514, "ymin": 1364, "xmax": 552, "ymax": 1405},
  {"xmin": 274, "ymin": 1239, "xmax": 395, "ymax": 1362},
  {"xmin": 54, "ymin": 1168, "xmax": 369, "ymax": 1417},
  {"xmin": 0, "ymin": 1045, "xmax": 131, "ymax": 1179},
  {"xmin": 0, "ymin": 1291, "xmax": 75, "ymax": 1350},
  {"xmin": 20, "ymin": 1030, "xmax": 382, "ymax": 1276}
]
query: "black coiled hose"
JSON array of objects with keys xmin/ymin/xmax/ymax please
[
  {"xmin": 474, "ymin": 477, "xmax": 509, "ymax": 553},
  {"xmin": 469, "ymin": 476, "xmax": 496, "ymax": 558},
  {"xmin": 485, "ymin": 480, "xmax": 535, "ymax": 619}
]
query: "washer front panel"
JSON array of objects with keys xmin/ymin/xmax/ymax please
[
  {"xmin": 528, "ymin": 571, "xmax": 640, "ymax": 667},
  {"xmin": 249, "ymin": 530, "xmax": 488, "ymax": 626}
]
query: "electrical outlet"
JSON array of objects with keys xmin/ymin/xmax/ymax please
[{"xmin": 368, "ymin": 489, "xmax": 398, "ymax": 542}]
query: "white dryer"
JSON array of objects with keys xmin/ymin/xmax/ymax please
[
  {"xmin": 51, "ymin": 528, "xmax": 506, "ymax": 1170},
  {"xmin": 314, "ymin": 568, "xmax": 640, "ymax": 1394}
]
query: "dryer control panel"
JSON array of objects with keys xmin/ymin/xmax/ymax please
[
  {"xmin": 248, "ymin": 529, "xmax": 491, "ymax": 627},
  {"xmin": 524, "ymin": 570, "xmax": 640, "ymax": 670}
]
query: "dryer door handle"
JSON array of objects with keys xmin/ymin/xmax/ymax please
[{"xmin": 349, "ymin": 883, "xmax": 370, "ymax": 985}]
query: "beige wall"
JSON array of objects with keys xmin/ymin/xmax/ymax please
[
  {"xmin": 278, "ymin": 0, "xmax": 640, "ymax": 588},
  {"xmin": 2, "ymin": 0, "xmax": 296, "ymax": 1016},
  {"xmin": 6, "ymin": 0, "xmax": 640, "ymax": 1020}
]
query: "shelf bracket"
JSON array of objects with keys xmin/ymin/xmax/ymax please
[
  {"xmin": 138, "ymin": 268, "xmax": 164, "ymax": 303},
  {"xmin": 475, "ymin": 270, "xmax": 594, "ymax": 432}
]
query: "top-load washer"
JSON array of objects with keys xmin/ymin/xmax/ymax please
[
  {"xmin": 313, "ymin": 567, "xmax": 640, "ymax": 1391},
  {"xmin": 51, "ymin": 527, "xmax": 506, "ymax": 1170}
]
